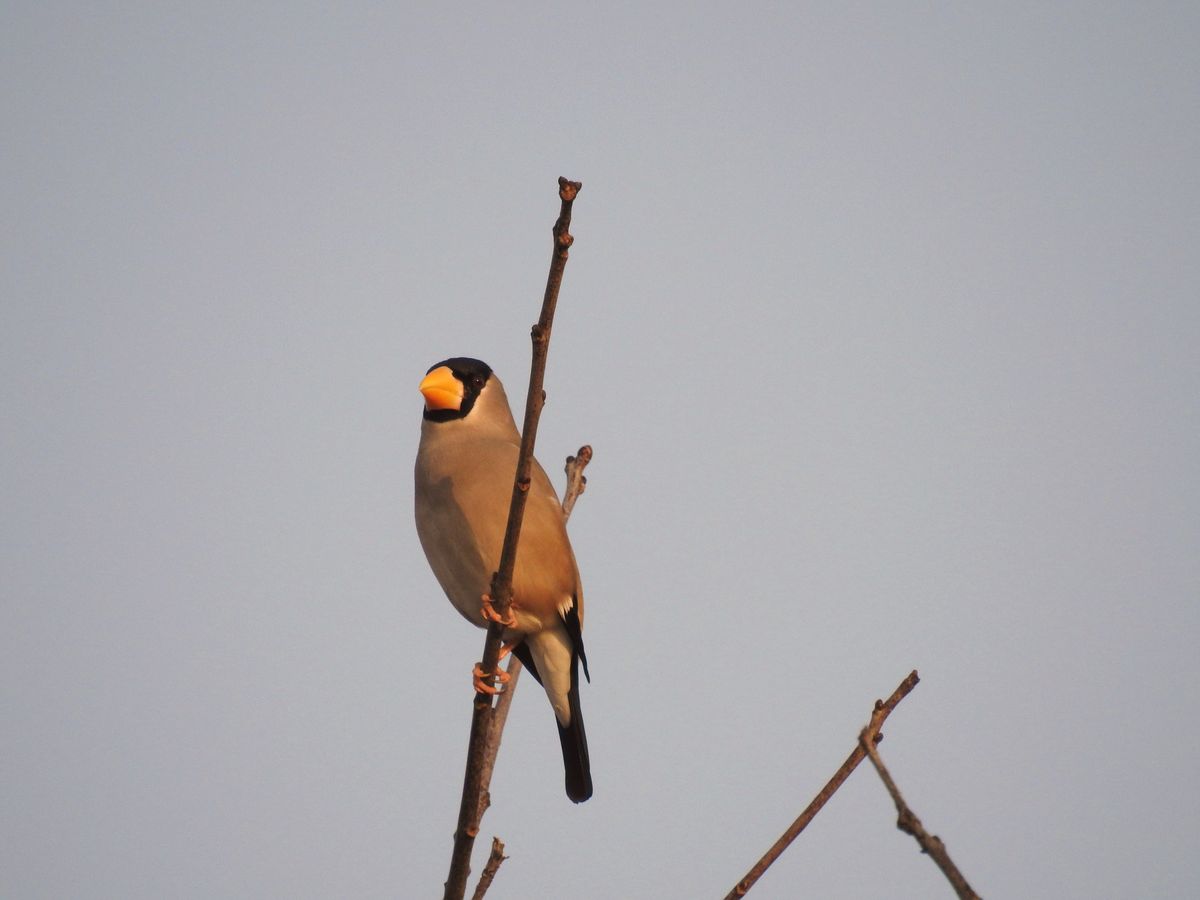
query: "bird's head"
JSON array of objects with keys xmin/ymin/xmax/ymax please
[{"xmin": 419, "ymin": 358, "xmax": 516, "ymax": 433}]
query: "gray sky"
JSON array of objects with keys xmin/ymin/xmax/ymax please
[{"xmin": 3, "ymin": 4, "xmax": 1198, "ymax": 898}]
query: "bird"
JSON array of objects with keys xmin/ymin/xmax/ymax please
[{"xmin": 414, "ymin": 357, "xmax": 592, "ymax": 803}]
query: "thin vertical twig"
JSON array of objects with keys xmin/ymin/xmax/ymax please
[
  {"xmin": 472, "ymin": 659, "xmax": 521, "ymax": 825},
  {"xmin": 442, "ymin": 178, "xmax": 583, "ymax": 900}
]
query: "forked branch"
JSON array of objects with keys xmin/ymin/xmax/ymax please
[
  {"xmin": 859, "ymin": 724, "xmax": 981, "ymax": 898},
  {"xmin": 724, "ymin": 670, "xmax": 921, "ymax": 898}
]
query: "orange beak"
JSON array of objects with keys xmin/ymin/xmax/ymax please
[{"xmin": 419, "ymin": 365, "xmax": 464, "ymax": 411}]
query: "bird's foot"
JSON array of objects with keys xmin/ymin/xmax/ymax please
[
  {"xmin": 472, "ymin": 662, "xmax": 512, "ymax": 695},
  {"xmin": 480, "ymin": 593, "xmax": 518, "ymax": 629}
]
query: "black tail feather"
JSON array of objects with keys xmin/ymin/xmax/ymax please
[
  {"xmin": 511, "ymin": 625, "xmax": 592, "ymax": 803},
  {"xmin": 559, "ymin": 656, "xmax": 592, "ymax": 803}
]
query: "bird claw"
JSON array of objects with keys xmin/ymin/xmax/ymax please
[
  {"xmin": 473, "ymin": 662, "xmax": 512, "ymax": 695},
  {"xmin": 480, "ymin": 594, "xmax": 518, "ymax": 628}
]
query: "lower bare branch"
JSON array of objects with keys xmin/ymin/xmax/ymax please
[
  {"xmin": 469, "ymin": 837, "xmax": 509, "ymax": 900},
  {"xmin": 474, "ymin": 658, "xmax": 523, "ymax": 823},
  {"xmin": 859, "ymin": 726, "xmax": 981, "ymax": 899},
  {"xmin": 724, "ymin": 670, "xmax": 920, "ymax": 899}
]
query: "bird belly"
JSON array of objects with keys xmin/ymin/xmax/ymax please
[{"xmin": 414, "ymin": 480, "xmax": 495, "ymax": 625}]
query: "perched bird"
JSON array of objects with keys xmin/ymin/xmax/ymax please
[{"xmin": 414, "ymin": 357, "xmax": 592, "ymax": 803}]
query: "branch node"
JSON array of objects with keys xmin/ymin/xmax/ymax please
[
  {"xmin": 557, "ymin": 176, "xmax": 581, "ymax": 201},
  {"xmin": 859, "ymin": 679, "xmax": 981, "ymax": 900}
]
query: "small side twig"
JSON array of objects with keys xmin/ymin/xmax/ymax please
[
  {"xmin": 859, "ymin": 726, "xmax": 981, "ymax": 899},
  {"xmin": 469, "ymin": 837, "xmax": 508, "ymax": 900},
  {"xmin": 561, "ymin": 445, "xmax": 592, "ymax": 520},
  {"xmin": 724, "ymin": 670, "xmax": 920, "ymax": 899},
  {"xmin": 467, "ymin": 448, "xmax": 594, "ymax": 858}
]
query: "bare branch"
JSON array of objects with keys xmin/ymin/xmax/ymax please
[
  {"xmin": 859, "ymin": 726, "xmax": 981, "ymax": 899},
  {"xmin": 442, "ymin": 177, "xmax": 583, "ymax": 900},
  {"xmin": 473, "ymin": 658, "xmax": 522, "ymax": 824},
  {"xmin": 469, "ymin": 837, "xmax": 508, "ymax": 900},
  {"xmin": 724, "ymin": 670, "xmax": 920, "ymax": 899}
]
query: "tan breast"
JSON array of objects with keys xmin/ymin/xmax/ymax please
[{"xmin": 415, "ymin": 424, "xmax": 583, "ymax": 630}]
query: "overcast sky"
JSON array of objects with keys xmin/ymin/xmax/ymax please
[{"xmin": 3, "ymin": 4, "xmax": 1198, "ymax": 898}]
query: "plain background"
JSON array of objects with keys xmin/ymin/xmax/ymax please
[{"xmin": 3, "ymin": 4, "xmax": 1198, "ymax": 898}]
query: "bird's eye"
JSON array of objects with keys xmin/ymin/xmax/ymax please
[{"xmin": 469, "ymin": 375, "xmax": 484, "ymax": 390}]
